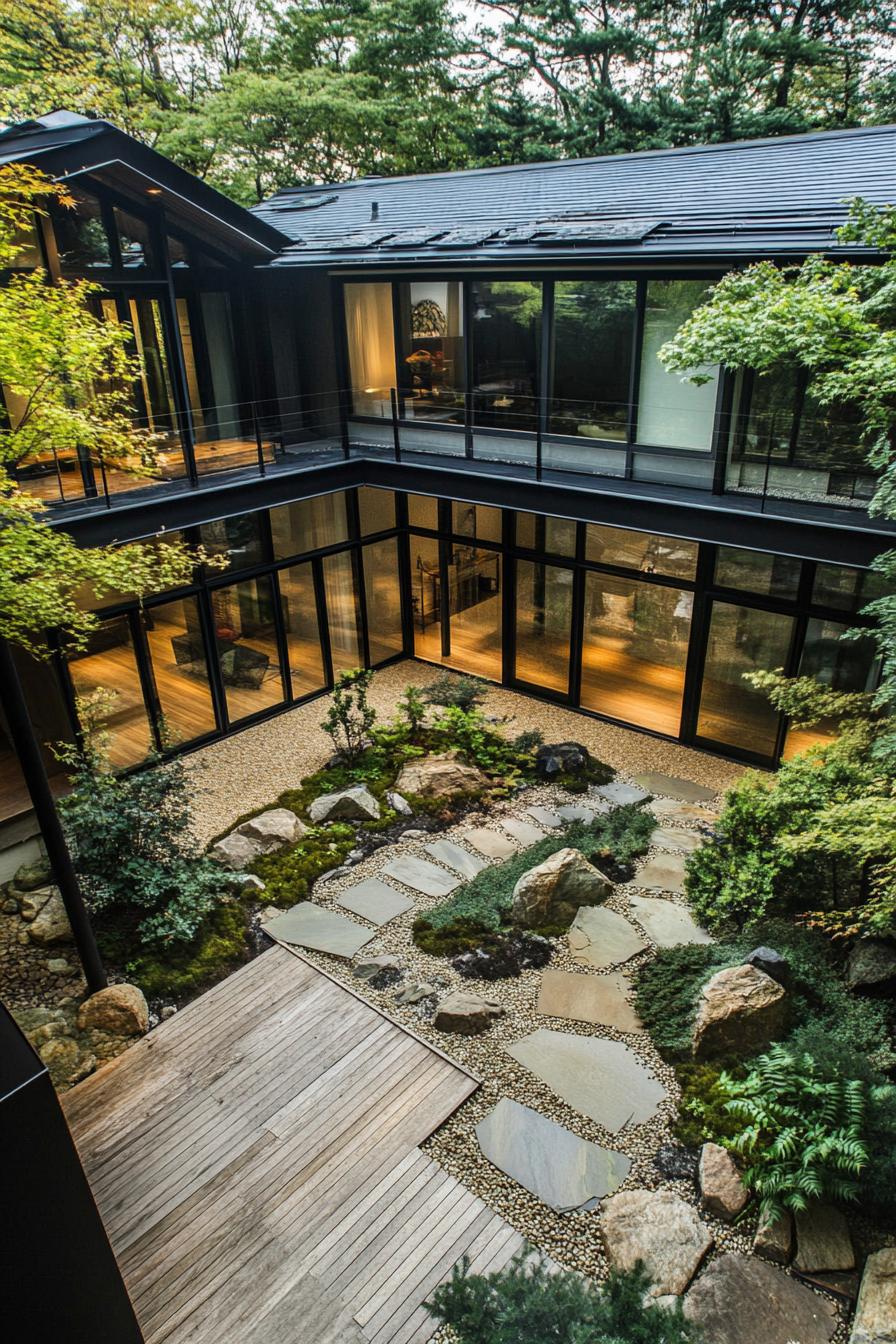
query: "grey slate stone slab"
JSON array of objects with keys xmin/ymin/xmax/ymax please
[
  {"xmin": 463, "ymin": 827, "xmax": 519, "ymax": 859},
  {"xmin": 501, "ymin": 817, "xmax": 547, "ymax": 846},
  {"xmin": 475, "ymin": 1097, "xmax": 631, "ymax": 1211},
  {"xmin": 633, "ymin": 853, "xmax": 688, "ymax": 893},
  {"xmin": 683, "ymin": 1252, "xmax": 837, "ymax": 1344},
  {"xmin": 537, "ymin": 967, "xmax": 643, "ymax": 1032},
  {"xmin": 336, "ymin": 878, "xmax": 413, "ymax": 926},
  {"xmin": 651, "ymin": 798, "xmax": 718, "ymax": 826},
  {"xmin": 596, "ymin": 781, "xmax": 650, "ymax": 806},
  {"xmin": 525, "ymin": 806, "xmax": 563, "ymax": 828},
  {"xmin": 555, "ymin": 805, "xmax": 596, "ymax": 824},
  {"xmin": 425, "ymin": 838, "xmax": 489, "ymax": 880},
  {"xmin": 261, "ymin": 902, "xmax": 374, "ymax": 958},
  {"xmin": 650, "ymin": 826, "xmax": 706, "ymax": 854},
  {"xmin": 382, "ymin": 854, "xmax": 461, "ymax": 897},
  {"xmin": 568, "ymin": 905, "xmax": 648, "ymax": 969},
  {"xmin": 506, "ymin": 1028, "xmax": 667, "ymax": 1132},
  {"xmin": 633, "ymin": 772, "xmax": 716, "ymax": 803},
  {"xmin": 629, "ymin": 895, "xmax": 713, "ymax": 948}
]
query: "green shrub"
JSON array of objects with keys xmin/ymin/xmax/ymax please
[
  {"xmin": 719, "ymin": 1044, "xmax": 870, "ymax": 1220},
  {"xmin": 426, "ymin": 1255, "xmax": 701, "ymax": 1344},
  {"xmin": 414, "ymin": 807, "xmax": 654, "ymax": 952},
  {"xmin": 634, "ymin": 943, "xmax": 737, "ymax": 1060},
  {"xmin": 126, "ymin": 901, "xmax": 249, "ymax": 1000},
  {"xmin": 322, "ymin": 667, "xmax": 376, "ymax": 762},
  {"xmin": 423, "ymin": 671, "xmax": 487, "ymax": 710}
]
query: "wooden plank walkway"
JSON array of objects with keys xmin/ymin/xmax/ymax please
[{"xmin": 62, "ymin": 945, "xmax": 524, "ymax": 1344}]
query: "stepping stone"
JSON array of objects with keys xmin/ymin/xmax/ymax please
[
  {"xmin": 568, "ymin": 906, "xmax": 647, "ymax": 969},
  {"xmin": 501, "ymin": 817, "xmax": 547, "ymax": 846},
  {"xmin": 336, "ymin": 878, "xmax": 413, "ymax": 926},
  {"xmin": 629, "ymin": 895, "xmax": 713, "ymax": 948},
  {"xmin": 650, "ymin": 826, "xmax": 705, "ymax": 854},
  {"xmin": 684, "ymin": 1252, "xmax": 837, "ymax": 1344},
  {"xmin": 603, "ymin": 1188, "xmax": 713, "ymax": 1296},
  {"xmin": 476, "ymin": 1098, "xmax": 630, "ymax": 1212},
  {"xmin": 633, "ymin": 772, "xmax": 716, "ymax": 804},
  {"xmin": 525, "ymin": 806, "xmax": 562, "ymax": 828},
  {"xmin": 633, "ymin": 853, "xmax": 688, "ymax": 893},
  {"xmin": 382, "ymin": 854, "xmax": 460, "ymax": 898},
  {"xmin": 555, "ymin": 805, "xmax": 595, "ymax": 824},
  {"xmin": 463, "ymin": 827, "xmax": 518, "ymax": 859},
  {"xmin": 506, "ymin": 1029, "xmax": 666, "ymax": 1132},
  {"xmin": 596, "ymin": 781, "xmax": 649, "ymax": 806},
  {"xmin": 261, "ymin": 902, "xmax": 374, "ymax": 958},
  {"xmin": 425, "ymin": 838, "xmax": 489, "ymax": 880},
  {"xmin": 651, "ymin": 798, "xmax": 718, "ymax": 826},
  {"xmin": 537, "ymin": 968, "xmax": 642, "ymax": 1032}
]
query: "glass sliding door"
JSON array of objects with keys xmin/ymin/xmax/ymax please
[
  {"xmin": 279, "ymin": 562, "xmax": 327, "ymax": 697},
  {"xmin": 364, "ymin": 538, "xmax": 404, "ymax": 664},
  {"xmin": 783, "ymin": 619, "xmax": 880, "ymax": 758},
  {"xmin": 323, "ymin": 551, "xmax": 363, "ymax": 673},
  {"xmin": 696, "ymin": 601, "xmax": 795, "ymax": 756},
  {"xmin": 344, "ymin": 282, "xmax": 396, "ymax": 418},
  {"xmin": 142, "ymin": 596, "xmax": 217, "ymax": 743},
  {"xmin": 67, "ymin": 617, "xmax": 153, "ymax": 768},
  {"xmin": 514, "ymin": 561, "xmax": 573, "ymax": 694},
  {"xmin": 581, "ymin": 575, "xmax": 691, "ymax": 735},
  {"xmin": 410, "ymin": 534, "xmax": 442, "ymax": 663},
  {"xmin": 446, "ymin": 544, "xmax": 502, "ymax": 679},
  {"xmin": 210, "ymin": 576, "xmax": 284, "ymax": 722},
  {"xmin": 471, "ymin": 281, "xmax": 541, "ymax": 434}
]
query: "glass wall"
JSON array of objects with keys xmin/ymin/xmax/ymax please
[
  {"xmin": 636, "ymin": 281, "xmax": 719, "ymax": 451},
  {"xmin": 271, "ymin": 492, "xmax": 349, "ymax": 557},
  {"xmin": 200, "ymin": 512, "xmax": 266, "ymax": 571},
  {"xmin": 445, "ymin": 543, "xmax": 502, "ymax": 678},
  {"xmin": 452, "ymin": 501, "xmax": 502, "ymax": 544},
  {"xmin": 359, "ymin": 486, "xmax": 396, "ymax": 535},
  {"xmin": 812, "ymin": 562, "xmax": 890, "ymax": 612},
  {"xmin": 52, "ymin": 187, "xmax": 112, "ymax": 271},
  {"xmin": 714, "ymin": 546, "xmax": 801, "ymax": 599},
  {"xmin": 410, "ymin": 533, "xmax": 442, "ymax": 663},
  {"xmin": 408, "ymin": 493, "xmax": 440, "ymax": 531},
  {"xmin": 550, "ymin": 281, "xmax": 637, "ymax": 439},
  {"xmin": 345, "ymin": 282, "xmax": 396, "ymax": 417},
  {"xmin": 279, "ymin": 562, "xmax": 327, "ymax": 697},
  {"xmin": 515, "ymin": 561, "xmax": 572, "ymax": 693},
  {"xmin": 585, "ymin": 524, "xmax": 697, "ymax": 580},
  {"xmin": 517, "ymin": 512, "xmax": 576, "ymax": 556},
  {"xmin": 471, "ymin": 281, "xmax": 542, "ymax": 432},
  {"xmin": 210, "ymin": 576, "xmax": 284, "ymax": 722},
  {"xmin": 67, "ymin": 618, "xmax": 153, "ymax": 767},
  {"xmin": 783, "ymin": 619, "xmax": 881, "ymax": 757},
  {"xmin": 142, "ymin": 596, "xmax": 217, "ymax": 743},
  {"xmin": 323, "ymin": 551, "xmax": 363, "ymax": 672},
  {"xmin": 397, "ymin": 281, "xmax": 464, "ymax": 423},
  {"xmin": 364, "ymin": 538, "xmax": 404, "ymax": 664},
  {"xmin": 697, "ymin": 603, "xmax": 795, "ymax": 754}
]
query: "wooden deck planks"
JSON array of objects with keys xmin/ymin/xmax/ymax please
[{"xmin": 62, "ymin": 944, "xmax": 520, "ymax": 1344}]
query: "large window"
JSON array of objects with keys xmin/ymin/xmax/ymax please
[
  {"xmin": 323, "ymin": 551, "xmax": 363, "ymax": 672},
  {"xmin": 452, "ymin": 501, "xmax": 502, "ymax": 544},
  {"xmin": 52, "ymin": 188, "xmax": 112, "ymax": 272},
  {"xmin": 515, "ymin": 561, "xmax": 572, "ymax": 693},
  {"xmin": 271, "ymin": 492, "xmax": 349, "ymax": 558},
  {"xmin": 550, "ymin": 281, "xmax": 636, "ymax": 440},
  {"xmin": 200, "ymin": 512, "xmax": 266, "ymax": 572},
  {"xmin": 410, "ymin": 533, "xmax": 442, "ymax": 663},
  {"xmin": 279, "ymin": 562, "xmax": 326, "ymax": 697},
  {"xmin": 397, "ymin": 281, "xmax": 464, "ymax": 423},
  {"xmin": 358, "ymin": 487, "xmax": 396, "ymax": 535},
  {"xmin": 210, "ymin": 576, "xmax": 284, "ymax": 722},
  {"xmin": 697, "ymin": 602, "xmax": 795, "ymax": 755},
  {"xmin": 471, "ymin": 281, "xmax": 542, "ymax": 432},
  {"xmin": 783, "ymin": 619, "xmax": 880, "ymax": 757},
  {"xmin": 585, "ymin": 524, "xmax": 697, "ymax": 580},
  {"xmin": 364, "ymin": 538, "xmax": 404, "ymax": 663},
  {"xmin": 714, "ymin": 547, "xmax": 801, "ymax": 600},
  {"xmin": 345, "ymin": 282, "xmax": 396, "ymax": 417},
  {"xmin": 142, "ymin": 597, "xmax": 217, "ymax": 742},
  {"xmin": 812, "ymin": 563, "xmax": 891, "ymax": 612},
  {"xmin": 637, "ymin": 281, "xmax": 718, "ymax": 451},
  {"xmin": 446, "ymin": 543, "xmax": 502, "ymax": 679},
  {"xmin": 67, "ymin": 618, "xmax": 153, "ymax": 768},
  {"xmin": 517, "ymin": 513, "xmax": 576, "ymax": 556}
]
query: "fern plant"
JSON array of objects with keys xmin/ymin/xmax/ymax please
[{"xmin": 719, "ymin": 1045, "xmax": 869, "ymax": 1221}]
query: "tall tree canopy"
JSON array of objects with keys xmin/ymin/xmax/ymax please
[{"xmin": 0, "ymin": 0, "xmax": 894, "ymax": 200}]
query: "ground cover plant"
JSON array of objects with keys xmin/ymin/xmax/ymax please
[
  {"xmin": 414, "ymin": 806, "xmax": 653, "ymax": 955},
  {"xmin": 426, "ymin": 1255, "xmax": 701, "ymax": 1344}
]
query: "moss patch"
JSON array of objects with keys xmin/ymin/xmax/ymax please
[
  {"xmin": 251, "ymin": 823, "xmax": 356, "ymax": 907},
  {"xmin": 125, "ymin": 900, "xmax": 250, "ymax": 1002}
]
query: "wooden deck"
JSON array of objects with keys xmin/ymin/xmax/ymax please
[{"xmin": 62, "ymin": 946, "xmax": 523, "ymax": 1344}]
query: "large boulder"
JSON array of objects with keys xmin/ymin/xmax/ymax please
[
  {"xmin": 535, "ymin": 742, "xmax": 598, "ymax": 779},
  {"xmin": 307, "ymin": 784, "xmax": 381, "ymax": 823},
  {"xmin": 27, "ymin": 890, "xmax": 73, "ymax": 946},
  {"xmin": 683, "ymin": 1252, "xmax": 837, "ymax": 1344},
  {"xmin": 236, "ymin": 808, "xmax": 307, "ymax": 853},
  {"xmin": 77, "ymin": 984, "xmax": 149, "ymax": 1037},
  {"xmin": 601, "ymin": 1189, "xmax": 713, "ymax": 1296},
  {"xmin": 394, "ymin": 754, "xmax": 486, "ymax": 800},
  {"xmin": 511, "ymin": 847, "xmax": 612, "ymax": 928},
  {"xmin": 433, "ymin": 991, "xmax": 504, "ymax": 1036},
  {"xmin": 847, "ymin": 939, "xmax": 896, "ymax": 995},
  {"xmin": 699, "ymin": 1142, "xmax": 748, "ymax": 1220},
  {"xmin": 850, "ymin": 1248, "xmax": 896, "ymax": 1344},
  {"xmin": 209, "ymin": 830, "xmax": 258, "ymax": 871},
  {"xmin": 12, "ymin": 857, "xmax": 52, "ymax": 892},
  {"xmin": 693, "ymin": 963, "xmax": 787, "ymax": 1059},
  {"xmin": 793, "ymin": 1204, "xmax": 855, "ymax": 1273}
]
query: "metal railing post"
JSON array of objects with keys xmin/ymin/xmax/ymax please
[
  {"xmin": 390, "ymin": 388, "xmax": 401, "ymax": 462},
  {"xmin": 252, "ymin": 400, "xmax": 267, "ymax": 477}
]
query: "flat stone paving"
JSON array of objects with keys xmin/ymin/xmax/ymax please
[
  {"xmin": 262, "ymin": 902, "xmax": 375, "ymax": 957},
  {"xmin": 629, "ymin": 895, "xmax": 713, "ymax": 948},
  {"xmin": 650, "ymin": 826, "xmax": 705, "ymax": 854},
  {"xmin": 568, "ymin": 905, "xmax": 648, "ymax": 969},
  {"xmin": 538, "ymin": 968, "xmax": 642, "ymax": 1032},
  {"xmin": 462, "ymin": 827, "xmax": 519, "ymax": 859},
  {"xmin": 476, "ymin": 1098, "xmax": 631, "ymax": 1212},
  {"xmin": 596, "ymin": 781, "xmax": 650, "ymax": 806},
  {"xmin": 336, "ymin": 877, "xmax": 414, "ymax": 926},
  {"xmin": 633, "ymin": 772, "xmax": 717, "ymax": 803},
  {"xmin": 501, "ymin": 817, "xmax": 548, "ymax": 846},
  {"xmin": 425, "ymin": 838, "xmax": 489, "ymax": 880},
  {"xmin": 651, "ymin": 798, "xmax": 718, "ymax": 826},
  {"xmin": 382, "ymin": 854, "xmax": 461, "ymax": 898},
  {"xmin": 506, "ymin": 1029, "xmax": 667, "ymax": 1132},
  {"xmin": 554, "ymin": 804, "xmax": 598, "ymax": 824},
  {"xmin": 525, "ymin": 806, "xmax": 562, "ymax": 828},
  {"xmin": 633, "ymin": 853, "xmax": 688, "ymax": 893}
]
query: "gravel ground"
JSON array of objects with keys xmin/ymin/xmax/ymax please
[{"xmin": 184, "ymin": 659, "xmax": 748, "ymax": 845}]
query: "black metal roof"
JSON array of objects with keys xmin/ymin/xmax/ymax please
[
  {"xmin": 253, "ymin": 124, "xmax": 896, "ymax": 269},
  {"xmin": 0, "ymin": 112, "xmax": 289, "ymax": 258}
]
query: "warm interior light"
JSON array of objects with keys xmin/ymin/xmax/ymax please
[{"xmin": 147, "ymin": 187, "xmax": 162, "ymax": 195}]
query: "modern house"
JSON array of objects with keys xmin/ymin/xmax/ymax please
[{"xmin": 2, "ymin": 109, "xmax": 894, "ymax": 853}]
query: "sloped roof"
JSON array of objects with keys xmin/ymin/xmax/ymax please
[{"xmin": 253, "ymin": 124, "xmax": 896, "ymax": 268}]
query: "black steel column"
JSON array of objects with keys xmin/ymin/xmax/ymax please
[{"xmin": 0, "ymin": 639, "xmax": 106, "ymax": 993}]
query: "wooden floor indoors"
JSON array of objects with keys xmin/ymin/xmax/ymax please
[{"xmin": 62, "ymin": 945, "xmax": 523, "ymax": 1344}]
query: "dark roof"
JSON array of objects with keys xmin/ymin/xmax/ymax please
[
  {"xmin": 253, "ymin": 124, "xmax": 896, "ymax": 269},
  {"xmin": 0, "ymin": 112, "xmax": 289, "ymax": 258}
]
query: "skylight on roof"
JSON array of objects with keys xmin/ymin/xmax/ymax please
[{"xmin": 270, "ymin": 192, "xmax": 338, "ymax": 211}]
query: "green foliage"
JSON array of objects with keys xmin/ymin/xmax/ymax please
[
  {"xmin": 719, "ymin": 1045, "xmax": 870, "ymax": 1220},
  {"xmin": 322, "ymin": 667, "xmax": 377, "ymax": 763},
  {"xmin": 251, "ymin": 823, "xmax": 357, "ymax": 906},
  {"xmin": 125, "ymin": 901, "xmax": 249, "ymax": 1001},
  {"xmin": 414, "ymin": 806, "xmax": 653, "ymax": 952},
  {"xmin": 426, "ymin": 1254, "xmax": 701, "ymax": 1344},
  {"xmin": 673, "ymin": 1062, "xmax": 743, "ymax": 1148},
  {"xmin": 397, "ymin": 685, "xmax": 426, "ymax": 740},
  {"xmin": 59, "ymin": 748, "xmax": 230, "ymax": 949},
  {"xmin": 422, "ymin": 671, "xmax": 487, "ymax": 710},
  {"xmin": 634, "ymin": 943, "xmax": 734, "ymax": 1059}
]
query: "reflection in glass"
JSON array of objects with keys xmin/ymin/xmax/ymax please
[
  {"xmin": 714, "ymin": 547, "xmax": 801, "ymax": 599},
  {"xmin": 407, "ymin": 494, "xmax": 440, "ymax": 531},
  {"xmin": 446, "ymin": 544, "xmax": 502, "ymax": 678},
  {"xmin": 53, "ymin": 188, "xmax": 111, "ymax": 271},
  {"xmin": 550, "ymin": 281, "xmax": 636, "ymax": 439},
  {"xmin": 452, "ymin": 501, "xmax": 502, "ymax": 544},
  {"xmin": 210, "ymin": 576, "xmax": 284, "ymax": 721},
  {"xmin": 411, "ymin": 534, "xmax": 442, "ymax": 663},
  {"xmin": 323, "ymin": 551, "xmax": 363, "ymax": 673},
  {"xmin": 143, "ymin": 597, "xmax": 216, "ymax": 742},
  {"xmin": 471, "ymin": 280, "xmax": 541, "ymax": 432},
  {"xmin": 637, "ymin": 281, "xmax": 718, "ymax": 451},
  {"xmin": 128, "ymin": 298, "xmax": 177, "ymax": 432},
  {"xmin": 67, "ymin": 618, "xmax": 153, "ymax": 768},
  {"xmin": 796, "ymin": 384, "xmax": 865, "ymax": 473},
  {"xmin": 364, "ymin": 538, "xmax": 404, "ymax": 664},
  {"xmin": 271, "ymin": 493, "xmax": 349, "ymax": 557},
  {"xmin": 0, "ymin": 650, "xmax": 73, "ymax": 820},
  {"xmin": 114, "ymin": 207, "xmax": 154, "ymax": 268},
  {"xmin": 279, "ymin": 562, "xmax": 326, "ymax": 697},
  {"xmin": 345, "ymin": 282, "xmax": 396, "ymax": 416},
  {"xmin": 200, "ymin": 512, "xmax": 265, "ymax": 571},
  {"xmin": 585, "ymin": 524, "xmax": 696, "ymax": 580},
  {"xmin": 812, "ymin": 563, "xmax": 891, "ymax": 612},
  {"xmin": 398, "ymin": 281, "xmax": 464, "ymax": 423},
  {"xmin": 783, "ymin": 619, "xmax": 881, "ymax": 757},
  {"xmin": 515, "ymin": 561, "xmax": 572, "ymax": 693},
  {"xmin": 697, "ymin": 602, "xmax": 794, "ymax": 754},
  {"xmin": 358, "ymin": 487, "xmax": 396, "ymax": 535},
  {"xmin": 517, "ymin": 513, "xmax": 576, "ymax": 556},
  {"xmin": 582, "ymin": 576, "xmax": 690, "ymax": 735},
  {"xmin": 740, "ymin": 368, "xmax": 799, "ymax": 461},
  {"xmin": 8, "ymin": 213, "xmax": 42, "ymax": 268},
  {"xmin": 5, "ymin": 371, "xmax": 85, "ymax": 502}
]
